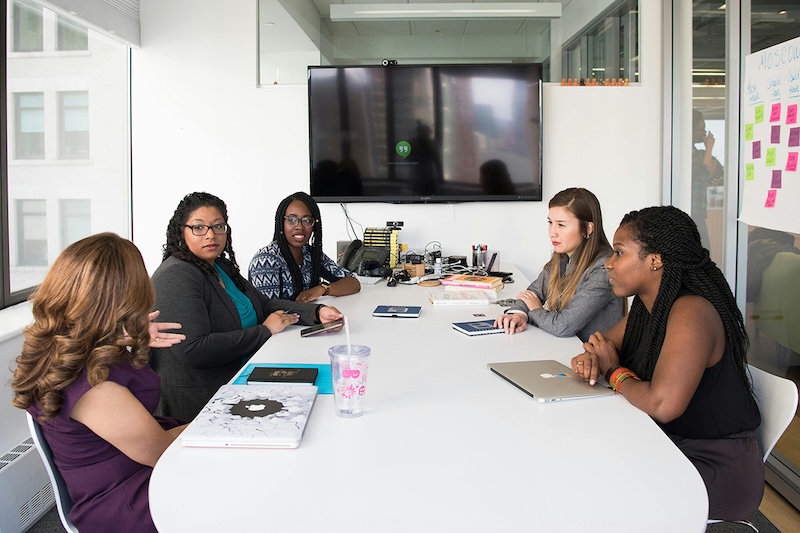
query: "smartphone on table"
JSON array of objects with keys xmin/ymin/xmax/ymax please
[{"xmin": 300, "ymin": 318, "xmax": 345, "ymax": 337}]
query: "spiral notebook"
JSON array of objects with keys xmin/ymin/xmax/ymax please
[
  {"xmin": 372, "ymin": 305, "xmax": 422, "ymax": 318},
  {"xmin": 452, "ymin": 319, "xmax": 504, "ymax": 336},
  {"xmin": 181, "ymin": 384, "xmax": 317, "ymax": 449}
]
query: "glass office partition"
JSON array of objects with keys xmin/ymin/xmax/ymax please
[
  {"xmin": 561, "ymin": 0, "xmax": 639, "ymax": 84},
  {"xmin": 742, "ymin": 4, "xmax": 800, "ymax": 512}
]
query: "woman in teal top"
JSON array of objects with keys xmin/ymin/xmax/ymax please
[{"xmin": 151, "ymin": 192, "xmax": 344, "ymax": 421}]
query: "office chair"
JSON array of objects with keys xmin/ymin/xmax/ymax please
[
  {"xmin": 707, "ymin": 364, "xmax": 798, "ymax": 532},
  {"xmin": 26, "ymin": 412, "xmax": 80, "ymax": 533}
]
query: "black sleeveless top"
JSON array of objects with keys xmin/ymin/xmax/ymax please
[{"xmin": 621, "ymin": 293, "xmax": 761, "ymax": 439}]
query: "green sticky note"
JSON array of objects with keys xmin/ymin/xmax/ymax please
[
  {"xmin": 755, "ymin": 105, "xmax": 764, "ymax": 124},
  {"xmin": 746, "ymin": 163, "xmax": 755, "ymax": 181},
  {"xmin": 766, "ymin": 147, "xmax": 777, "ymax": 166},
  {"xmin": 745, "ymin": 123, "xmax": 754, "ymax": 141}
]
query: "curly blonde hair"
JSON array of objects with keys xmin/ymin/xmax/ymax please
[{"xmin": 11, "ymin": 233, "xmax": 155, "ymax": 421}]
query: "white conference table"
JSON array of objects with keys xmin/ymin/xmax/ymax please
[{"xmin": 150, "ymin": 267, "xmax": 708, "ymax": 532}]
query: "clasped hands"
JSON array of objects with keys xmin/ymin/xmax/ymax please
[{"xmin": 570, "ymin": 331, "xmax": 620, "ymax": 386}]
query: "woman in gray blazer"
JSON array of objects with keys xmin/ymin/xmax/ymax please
[
  {"xmin": 495, "ymin": 188, "xmax": 623, "ymax": 342},
  {"xmin": 151, "ymin": 192, "xmax": 343, "ymax": 421}
]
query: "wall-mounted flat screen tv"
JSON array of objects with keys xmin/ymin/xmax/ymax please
[{"xmin": 308, "ymin": 63, "xmax": 542, "ymax": 203}]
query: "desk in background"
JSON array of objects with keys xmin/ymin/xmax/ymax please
[{"xmin": 150, "ymin": 267, "xmax": 708, "ymax": 532}]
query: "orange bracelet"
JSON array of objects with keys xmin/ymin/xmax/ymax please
[
  {"xmin": 616, "ymin": 372, "xmax": 640, "ymax": 394},
  {"xmin": 609, "ymin": 367, "xmax": 640, "ymax": 393}
]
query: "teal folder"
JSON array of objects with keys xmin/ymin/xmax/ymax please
[{"xmin": 234, "ymin": 363, "xmax": 332, "ymax": 394}]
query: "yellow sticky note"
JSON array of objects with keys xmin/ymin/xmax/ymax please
[
  {"xmin": 745, "ymin": 124, "xmax": 754, "ymax": 141},
  {"xmin": 766, "ymin": 147, "xmax": 777, "ymax": 166},
  {"xmin": 746, "ymin": 163, "xmax": 755, "ymax": 181},
  {"xmin": 755, "ymin": 105, "xmax": 764, "ymax": 124}
]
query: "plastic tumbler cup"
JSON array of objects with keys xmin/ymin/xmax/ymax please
[{"xmin": 329, "ymin": 345, "xmax": 370, "ymax": 418}]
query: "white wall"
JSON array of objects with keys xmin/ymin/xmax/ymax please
[{"xmin": 132, "ymin": 0, "xmax": 663, "ymax": 283}]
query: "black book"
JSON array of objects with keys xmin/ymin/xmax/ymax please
[{"xmin": 247, "ymin": 367, "xmax": 318, "ymax": 385}]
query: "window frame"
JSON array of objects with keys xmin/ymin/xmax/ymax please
[{"xmin": 1, "ymin": 1, "xmax": 33, "ymax": 307}]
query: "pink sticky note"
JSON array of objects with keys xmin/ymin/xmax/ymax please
[
  {"xmin": 753, "ymin": 140, "xmax": 761, "ymax": 159},
  {"xmin": 770, "ymin": 103, "xmax": 781, "ymax": 122},
  {"xmin": 789, "ymin": 127, "xmax": 800, "ymax": 147},
  {"xmin": 765, "ymin": 189, "xmax": 777, "ymax": 208},
  {"xmin": 787, "ymin": 152, "xmax": 799, "ymax": 172},
  {"xmin": 788, "ymin": 104, "xmax": 798, "ymax": 125},
  {"xmin": 771, "ymin": 125, "xmax": 781, "ymax": 143},
  {"xmin": 771, "ymin": 170, "xmax": 782, "ymax": 188}
]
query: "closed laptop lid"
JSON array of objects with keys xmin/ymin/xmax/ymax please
[
  {"xmin": 487, "ymin": 360, "xmax": 614, "ymax": 402},
  {"xmin": 180, "ymin": 384, "xmax": 317, "ymax": 449}
]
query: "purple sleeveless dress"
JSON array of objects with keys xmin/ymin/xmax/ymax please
[{"xmin": 28, "ymin": 361, "xmax": 184, "ymax": 533}]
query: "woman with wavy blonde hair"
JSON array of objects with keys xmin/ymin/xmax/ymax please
[{"xmin": 12, "ymin": 233, "xmax": 185, "ymax": 533}]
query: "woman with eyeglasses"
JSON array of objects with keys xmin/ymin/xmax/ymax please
[
  {"xmin": 494, "ymin": 187, "xmax": 624, "ymax": 342},
  {"xmin": 249, "ymin": 191, "xmax": 360, "ymax": 302},
  {"xmin": 150, "ymin": 192, "xmax": 344, "ymax": 421}
]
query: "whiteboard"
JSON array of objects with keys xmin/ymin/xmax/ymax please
[{"xmin": 740, "ymin": 36, "xmax": 800, "ymax": 233}]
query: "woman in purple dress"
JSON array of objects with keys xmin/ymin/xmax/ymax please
[{"xmin": 11, "ymin": 233, "xmax": 187, "ymax": 533}]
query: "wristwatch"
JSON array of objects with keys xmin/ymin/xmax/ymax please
[{"xmin": 319, "ymin": 278, "xmax": 331, "ymax": 295}]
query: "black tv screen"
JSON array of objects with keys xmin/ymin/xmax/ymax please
[{"xmin": 308, "ymin": 63, "xmax": 542, "ymax": 203}]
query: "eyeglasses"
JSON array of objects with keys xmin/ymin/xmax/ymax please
[
  {"xmin": 184, "ymin": 223, "xmax": 228, "ymax": 236},
  {"xmin": 284, "ymin": 215, "xmax": 316, "ymax": 228}
]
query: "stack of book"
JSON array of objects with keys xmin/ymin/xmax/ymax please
[
  {"xmin": 364, "ymin": 227, "xmax": 401, "ymax": 267},
  {"xmin": 429, "ymin": 291, "xmax": 489, "ymax": 305},
  {"xmin": 440, "ymin": 274, "xmax": 504, "ymax": 301}
]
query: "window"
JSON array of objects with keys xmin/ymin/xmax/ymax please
[
  {"xmin": 14, "ymin": 92, "xmax": 44, "ymax": 159},
  {"xmin": 59, "ymin": 199, "xmax": 91, "ymax": 248},
  {"xmin": 15, "ymin": 199, "xmax": 47, "ymax": 267},
  {"xmin": 3, "ymin": 0, "xmax": 132, "ymax": 305},
  {"xmin": 59, "ymin": 91, "xmax": 89, "ymax": 159},
  {"xmin": 11, "ymin": 0, "xmax": 42, "ymax": 52},
  {"xmin": 57, "ymin": 15, "xmax": 88, "ymax": 51}
]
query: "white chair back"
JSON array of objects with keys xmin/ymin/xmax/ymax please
[
  {"xmin": 26, "ymin": 412, "xmax": 80, "ymax": 533},
  {"xmin": 749, "ymin": 364, "xmax": 798, "ymax": 461}
]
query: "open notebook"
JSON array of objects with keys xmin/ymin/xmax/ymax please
[{"xmin": 181, "ymin": 384, "xmax": 317, "ymax": 449}]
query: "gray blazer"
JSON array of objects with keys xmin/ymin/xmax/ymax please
[
  {"xmin": 507, "ymin": 251, "xmax": 623, "ymax": 342},
  {"xmin": 150, "ymin": 256, "xmax": 321, "ymax": 421}
]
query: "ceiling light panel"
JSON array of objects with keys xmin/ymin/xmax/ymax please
[{"xmin": 330, "ymin": 2, "xmax": 562, "ymax": 22}]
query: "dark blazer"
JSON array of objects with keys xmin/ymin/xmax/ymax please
[{"xmin": 150, "ymin": 256, "xmax": 320, "ymax": 421}]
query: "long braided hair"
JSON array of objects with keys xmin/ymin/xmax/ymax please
[
  {"xmin": 162, "ymin": 192, "xmax": 246, "ymax": 292},
  {"xmin": 619, "ymin": 206, "xmax": 754, "ymax": 401},
  {"xmin": 545, "ymin": 188, "xmax": 612, "ymax": 311},
  {"xmin": 273, "ymin": 192, "xmax": 323, "ymax": 299}
]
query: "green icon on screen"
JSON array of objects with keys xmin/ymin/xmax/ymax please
[{"xmin": 396, "ymin": 141, "xmax": 411, "ymax": 158}]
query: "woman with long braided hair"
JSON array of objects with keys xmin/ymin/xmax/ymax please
[
  {"xmin": 249, "ymin": 191, "xmax": 360, "ymax": 301},
  {"xmin": 571, "ymin": 206, "xmax": 762, "ymax": 520},
  {"xmin": 151, "ymin": 192, "xmax": 343, "ymax": 421}
]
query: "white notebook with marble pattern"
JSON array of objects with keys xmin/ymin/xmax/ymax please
[{"xmin": 180, "ymin": 384, "xmax": 317, "ymax": 449}]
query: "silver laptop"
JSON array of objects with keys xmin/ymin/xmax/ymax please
[
  {"xmin": 487, "ymin": 360, "xmax": 614, "ymax": 402},
  {"xmin": 181, "ymin": 384, "xmax": 317, "ymax": 449}
]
